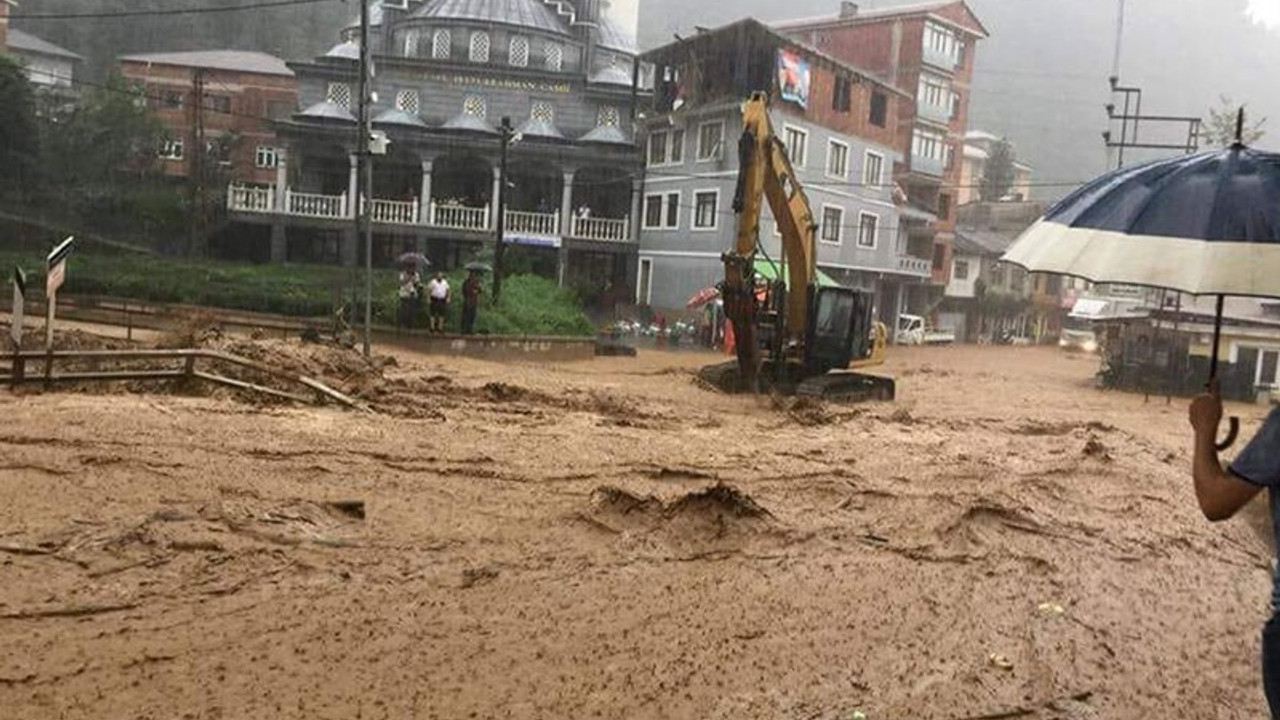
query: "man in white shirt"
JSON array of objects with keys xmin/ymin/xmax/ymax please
[{"xmin": 426, "ymin": 272, "xmax": 450, "ymax": 333}]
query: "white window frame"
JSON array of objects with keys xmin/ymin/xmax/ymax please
[
  {"xmin": 254, "ymin": 145, "xmax": 279, "ymax": 169},
  {"xmin": 469, "ymin": 31, "xmax": 491, "ymax": 63},
  {"xmin": 642, "ymin": 191, "xmax": 680, "ymax": 230},
  {"xmin": 696, "ymin": 120, "xmax": 725, "ymax": 162},
  {"xmin": 160, "ymin": 138, "xmax": 184, "ymax": 161},
  {"xmin": 432, "ymin": 29, "xmax": 452, "ymax": 59},
  {"xmin": 544, "ymin": 42, "xmax": 564, "ymax": 71},
  {"xmin": 863, "ymin": 150, "xmax": 885, "ymax": 188},
  {"xmin": 692, "ymin": 189, "xmax": 720, "ymax": 232},
  {"xmin": 953, "ymin": 258, "xmax": 971, "ymax": 281},
  {"xmin": 819, "ymin": 204, "xmax": 844, "ymax": 245},
  {"xmin": 857, "ymin": 211, "xmax": 879, "ymax": 249},
  {"xmin": 509, "ymin": 35, "xmax": 530, "ymax": 68},
  {"xmin": 784, "ymin": 125, "xmax": 809, "ymax": 168},
  {"xmin": 826, "ymin": 139, "xmax": 849, "ymax": 179},
  {"xmin": 912, "ymin": 128, "xmax": 947, "ymax": 161},
  {"xmin": 636, "ymin": 257, "xmax": 654, "ymax": 306},
  {"xmin": 648, "ymin": 128, "xmax": 685, "ymax": 167}
]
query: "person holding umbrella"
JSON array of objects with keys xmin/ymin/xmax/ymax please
[
  {"xmin": 461, "ymin": 268, "xmax": 483, "ymax": 335},
  {"xmin": 396, "ymin": 260, "xmax": 421, "ymax": 331},
  {"xmin": 1003, "ymin": 111, "xmax": 1280, "ymax": 715}
]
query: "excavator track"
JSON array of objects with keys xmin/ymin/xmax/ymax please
[{"xmin": 795, "ymin": 371, "xmax": 896, "ymax": 403}]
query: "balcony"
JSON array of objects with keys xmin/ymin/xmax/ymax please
[
  {"xmin": 227, "ymin": 184, "xmax": 633, "ymax": 243},
  {"xmin": 896, "ymin": 255, "xmax": 932, "ymax": 278},
  {"xmin": 910, "ymin": 153, "xmax": 946, "ymax": 178},
  {"xmin": 923, "ymin": 45, "xmax": 958, "ymax": 71},
  {"xmin": 916, "ymin": 100, "xmax": 952, "ymax": 125}
]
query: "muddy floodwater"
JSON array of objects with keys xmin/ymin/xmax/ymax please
[{"xmin": 0, "ymin": 339, "xmax": 1275, "ymax": 719}]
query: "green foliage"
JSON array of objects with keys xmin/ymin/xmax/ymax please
[
  {"xmin": 389, "ymin": 269, "xmax": 593, "ymax": 337},
  {"xmin": 1204, "ymin": 95, "xmax": 1267, "ymax": 147},
  {"xmin": 979, "ymin": 138, "xmax": 1017, "ymax": 202},
  {"xmin": 0, "ymin": 55, "xmax": 40, "ymax": 199}
]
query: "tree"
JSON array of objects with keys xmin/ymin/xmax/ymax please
[
  {"xmin": 979, "ymin": 138, "xmax": 1016, "ymax": 202},
  {"xmin": 1204, "ymin": 95, "xmax": 1267, "ymax": 147},
  {"xmin": 0, "ymin": 56, "xmax": 41, "ymax": 200}
]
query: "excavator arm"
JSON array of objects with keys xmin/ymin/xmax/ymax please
[{"xmin": 724, "ymin": 92, "xmax": 820, "ymax": 388}]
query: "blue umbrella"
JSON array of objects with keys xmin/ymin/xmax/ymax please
[{"xmin": 1003, "ymin": 112, "xmax": 1280, "ymax": 448}]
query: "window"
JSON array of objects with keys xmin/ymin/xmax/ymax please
[
  {"xmin": 326, "ymin": 82, "xmax": 352, "ymax": 108},
  {"xmin": 918, "ymin": 73, "xmax": 953, "ymax": 114},
  {"xmin": 648, "ymin": 128, "xmax": 684, "ymax": 166},
  {"xmin": 693, "ymin": 191, "xmax": 719, "ymax": 230},
  {"xmin": 857, "ymin": 212, "xmax": 879, "ymax": 248},
  {"xmin": 913, "ymin": 128, "xmax": 948, "ymax": 161},
  {"xmin": 463, "ymin": 95, "xmax": 487, "ymax": 119},
  {"xmin": 203, "ymin": 95, "xmax": 231, "ymax": 114},
  {"xmin": 863, "ymin": 151, "xmax": 884, "ymax": 187},
  {"xmin": 161, "ymin": 90, "xmax": 183, "ymax": 109},
  {"xmin": 403, "ymin": 29, "xmax": 421, "ymax": 57},
  {"xmin": 159, "ymin": 138, "xmax": 184, "ymax": 161},
  {"xmin": 991, "ymin": 263, "xmax": 1006, "ymax": 288},
  {"xmin": 833, "ymin": 75, "xmax": 852, "ymax": 113},
  {"xmin": 470, "ymin": 31, "xmax": 491, "ymax": 62},
  {"xmin": 432, "ymin": 29, "xmax": 452, "ymax": 59},
  {"xmin": 953, "ymin": 259, "xmax": 970, "ymax": 280},
  {"xmin": 869, "ymin": 91, "xmax": 887, "ymax": 128},
  {"xmin": 255, "ymin": 146, "xmax": 279, "ymax": 169},
  {"xmin": 820, "ymin": 206, "xmax": 844, "ymax": 245},
  {"xmin": 597, "ymin": 105, "xmax": 620, "ymax": 127},
  {"xmin": 827, "ymin": 140, "xmax": 849, "ymax": 178},
  {"xmin": 784, "ymin": 126, "xmax": 808, "ymax": 167},
  {"xmin": 396, "ymin": 89, "xmax": 420, "ymax": 115},
  {"xmin": 531, "ymin": 100, "xmax": 554, "ymax": 123},
  {"xmin": 938, "ymin": 193, "xmax": 952, "ymax": 220},
  {"xmin": 509, "ymin": 35, "xmax": 530, "ymax": 67},
  {"xmin": 544, "ymin": 42, "xmax": 564, "ymax": 71},
  {"xmin": 697, "ymin": 121, "xmax": 724, "ymax": 161},
  {"xmin": 637, "ymin": 258, "xmax": 653, "ymax": 305},
  {"xmin": 643, "ymin": 192, "xmax": 680, "ymax": 229},
  {"xmin": 924, "ymin": 22, "xmax": 962, "ymax": 65}
]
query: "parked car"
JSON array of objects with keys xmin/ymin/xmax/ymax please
[{"xmin": 897, "ymin": 314, "xmax": 957, "ymax": 345}]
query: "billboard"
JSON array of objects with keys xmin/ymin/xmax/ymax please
[{"xmin": 777, "ymin": 48, "xmax": 811, "ymax": 109}]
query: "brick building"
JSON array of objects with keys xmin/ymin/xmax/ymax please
[
  {"xmin": 0, "ymin": 0, "xmax": 13, "ymax": 54},
  {"xmin": 118, "ymin": 50, "xmax": 298, "ymax": 186},
  {"xmin": 638, "ymin": 19, "xmax": 933, "ymax": 328},
  {"xmin": 778, "ymin": 0, "xmax": 988, "ymax": 313}
]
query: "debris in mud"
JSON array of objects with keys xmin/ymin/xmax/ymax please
[
  {"xmin": 1082, "ymin": 435, "xmax": 1113, "ymax": 461},
  {"xmin": 666, "ymin": 483, "xmax": 773, "ymax": 520},
  {"xmin": 889, "ymin": 407, "xmax": 915, "ymax": 425},
  {"xmin": 591, "ymin": 486, "xmax": 663, "ymax": 516},
  {"xmin": 586, "ymin": 483, "xmax": 774, "ymax": 532},
  {"xmin": 483, "ymin": 382, "xmax": 529, "ymax": 402},
  {"xmin": 460, "ymin": 566, "xmax": 499, "ymax": 589},
  {"xmin": 325, "ymin": 500, "xmax": 366, "ymax": 520}
]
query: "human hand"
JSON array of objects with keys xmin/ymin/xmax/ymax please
[{"xmin": 1189, "ymin": 379, "xmax": 1223, "ymax": 437}]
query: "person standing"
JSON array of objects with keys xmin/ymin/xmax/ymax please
[
  {"xmin": 396, "ymin": 264, "xmax": 421, "ymax": 331},
  {"xmin": 1190, "ymin": 382, "xmax": 1280, "ymax": 715},
  {"xmin": 461, "ymin": 269, "xmax": 483, "ymax": 335},
  {"xmin": 426, "ymin": 271, "xmax": 451, "ymax": 334}
]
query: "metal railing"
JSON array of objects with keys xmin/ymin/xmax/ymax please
[
  {"xmin": 897, "ymin": 255, "xmax": 932, "ymax": 277},
  {"xmin": 369, "ymin": 198, "xmax": 419, "ymax": 226},
  {"xmin": 432, "ymin": 202, "xmax": 491, "ymax": 231},
  {"xmin": 287, "ymin": 190, "xmax": 348, "ymax": 219},
  {"xmin": 572, "ymin": 215, "xmax": 630, "ymax": 242},
  {"xmin": 506, "ymin": 210, "xmax": 559, "ymax": 236},
  {"xmin": 227, "ymin": 185, "xmax": 274, "ymax": 213}
]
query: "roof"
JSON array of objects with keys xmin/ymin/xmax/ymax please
[
  {"xmin": 373, "ymin": 108, "xmax": 429, "ymax": 128},
  {"xmin": 295, "ymin": 101, "xmax": 356, "ymax": 123},
  {"xmin": 777, "ymin": 1, "xmax": 989, "ymax": 39},
  {"xmin": 441, "ymin": 112, "xmax": 498, "ymax": 134},
  {"xmin": 579, "ymin": 125, "xmax": 634, "ymax": 146},
  {"xmin": 965, "ymin": 129, "xmax": 1001, "ymax": 142},
  {"xmin": 597, "ymin": 15, "xmax": 638, "ymax": 54},
  {"xmin": 324, "ymin": 41, "xmax": 361, "ymax": 61},
  {"xmin": 6, "ymin": 29, "xmax": 82, "ymax": 60},
  {"xmin": 516, "ymin": 116, "xmax": 565, "ymax": 140},
  {"xmin": 955, "ymin": 227, "xmax": 1021, "ymax": 256},
  {"xmin": 963, "ymin": 145, "xmax": 988, "ymax": 161},
  {"xmin": 411, "ymin": 0, "xmax": 569, "ymax": 36},
  {"xmin": 119, "ymin": 50, "xmax": 293, "ymax": 77}
]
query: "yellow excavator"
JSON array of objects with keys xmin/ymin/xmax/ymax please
[{"xmin": 698, "ymin": 92, "xmax": 896, "ymax": 402}]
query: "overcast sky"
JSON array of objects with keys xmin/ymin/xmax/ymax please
[{"xmin": 638, "ymin": 0, "xmax": 1280, "ymax": 200}]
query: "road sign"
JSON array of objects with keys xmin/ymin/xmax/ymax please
[
  {"xmin": 10, "ymin": 267, "xmax": 24, "ymax": 348},
  {"xmin": 45, "ymin": 236, "xmax": 74, "ymax": 298}
]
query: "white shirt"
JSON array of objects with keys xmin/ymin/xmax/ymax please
[{"xmin": 427, "ymin": 278, "xmax": 450, "ymax": 300}]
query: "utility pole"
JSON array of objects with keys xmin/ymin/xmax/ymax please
[
  {"xmin": 493, "ymin": 116, "xmax": 514, "ymax": 303},
  {"xmin": 189, "ymin": 67, "xmax": 206, "ymax": 257},
  {"xmin": 357, "ymin": 0, "xmax": 373, "ymax": 357}
]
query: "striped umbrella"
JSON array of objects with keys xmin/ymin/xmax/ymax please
[{"xmin": 1002, "ymin": 112, "xmax": 1280, "ymax": 448}]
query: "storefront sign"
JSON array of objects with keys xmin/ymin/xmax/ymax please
[
  {"xmin": 428, "ymin": 73, "xmax": 572, "ymax": 95},
  {"xmin": 777, "ymin": 49, "xmax": 811, "ymax": 109}
]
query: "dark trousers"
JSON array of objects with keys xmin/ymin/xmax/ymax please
[
  {"xmin": 397, "ymin": 298, "xmax": 417, "ymax": 330},
  {"xmin": 1264, "ymin": 615, "xmax": 1280, "ymax": 717},
  {"xmin": 462, "ymin": 304, "xmax": 477, "ymax": 335}
]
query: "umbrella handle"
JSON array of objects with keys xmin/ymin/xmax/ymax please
[{"xmin": 1216, "ymin": 416, "xmax": 1240, "ymax": 451}]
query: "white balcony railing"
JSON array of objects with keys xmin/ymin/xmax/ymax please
[
  {"xmin": 227, "ymin": 184, "xmax": 274, "ymax": 213},
  {"xmin": 287, "ymin": 190, "xmax": 347, "ymax": 219},
  {"xmin": 505, "ymin": 210, "xmax": 559, "ymax": 236},
  {"xmin": 572, "ymin": 215, "xmax": 630, "ymax": 242},
  {"xmin": 368, "ymin": 197, "xmax": 418, "ymax": 226},
  {"xmin": 432, "ymin": 202, "xmax": 491, "ymax": 231},
  {"xmin": 916, "ymin": 100, "xmax": 952, "ymax": 125},
  {"xmin": 897, "ymin": 255, "xmax": 932, "ymax": 278}
]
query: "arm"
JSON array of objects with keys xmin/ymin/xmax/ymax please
[{"xmin": 1190, "ymin": 391, "xmax": 1262, "ymax": 521}]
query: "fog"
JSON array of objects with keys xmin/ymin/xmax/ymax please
[{"xmin": 638, "ymin": 0, "xmax": 1280, "ymax": 200}]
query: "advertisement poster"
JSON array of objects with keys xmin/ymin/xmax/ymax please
[{"xmin": 777, "ymin": 48, "xmax": 811, "ymax": 108}]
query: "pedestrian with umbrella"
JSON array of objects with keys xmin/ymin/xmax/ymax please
[
  {"xmin": 1002, "ymin": 111, "xmax": 1280, "ymax": 714},
  {"xmin": 461, "ymin": 266, "xmax": 485, "ymax": 335}
]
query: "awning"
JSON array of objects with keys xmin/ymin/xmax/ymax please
[
  {"xmin": 752, "ymin": 259, "xmax": 841, "ymax": 289},
  {"xmin": 1069, "ymin": 298, "xmax": 1110, "ymax": 319}
]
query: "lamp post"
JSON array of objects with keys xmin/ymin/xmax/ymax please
[{"xmin": 493, "ymin": 116, "xmax": 516, "ymax": 302}]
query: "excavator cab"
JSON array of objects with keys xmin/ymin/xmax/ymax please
[{"xmin": 806, "ymin": 286, "xmax": 874, "ymax": 375}]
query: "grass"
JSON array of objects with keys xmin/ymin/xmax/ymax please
[{"xmin": 0, "ymin": 243, "xmax": 595, "ymax": 337}]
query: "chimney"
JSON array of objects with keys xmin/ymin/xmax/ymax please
[{"xmin": 840, "ymin": 2, "xmax": 859, "ymax": 19}]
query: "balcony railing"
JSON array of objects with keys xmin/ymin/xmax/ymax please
[
  {"xmin": 923, "ymin": 45, "xmax": 958, "ymax": 71},
  {"xmin": 572, "ymin": 215, "xmax": 630, "ymax": 242},
  {"xmin": 910, "ymin": 154, "xmax": 946, "ymax": 178},
  {"xmin": 227, "ymin": 185, "xmax": 274, "ymax": 213},
  {"xmin": 288, "ymin": 190, "xmax": 347, "ymax": 219},
  {"xmin": 506, "ymin": 210, "xmax": 559, "ymax": 236},
  {"xmin": 432, "ymin": 202, "xmax": 491, "ymax": 231},
  {"xmin": 369, "ymin": 198, "xmax": 418, "ymax": 226},
  {"xmin": 897, "ymin": 255, "xmax": 932, "ymax": 278},
  {"xmin": 916, "ymin": 100, "xmax": 952, "ymax": 125}
]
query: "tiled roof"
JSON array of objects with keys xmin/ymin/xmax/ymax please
[
  {"xmin": 597, "ymin": 16, "xmax": 637, "ymax": 54},
  {"xmin": 7, "ymin": 29, "xmax": 82, "ymax": 60},
  {"xmin": 120, "ymin": 50, "xmax": 293, "ymax": 77},
  {"xmin": 295, "ymin": 101, "xmax": 357, "ymax": 123},
  {"xmin": 411, "ymin": 0, "xmax": 569, "ymax": 36}
]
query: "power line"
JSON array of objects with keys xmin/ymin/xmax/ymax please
[{"xmin": 13, "ymin": 0, "xmax": 337, "ymax": 21}]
